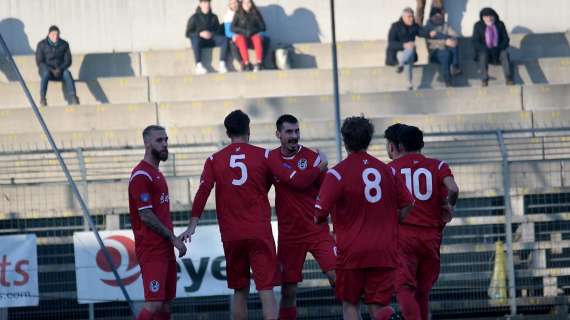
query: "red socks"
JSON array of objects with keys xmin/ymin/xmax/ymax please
[
  {"xmin": 373, "ymin": 306, "xmax": 395, "ymax": 320},
  {"xmin": 279, "ymin": 306, "xmax": 297, "ymax": 320},
  {"xmin": 136, "ymin": 308, "xmax": 154, "ymax": 320}
]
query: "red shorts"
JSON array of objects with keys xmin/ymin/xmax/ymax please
[
  {"xmin": 223, "ymin": 237, "xmax": 278, "ymax": 290},
  {"xmin": 277, "ymin": 232, "xmax": 337, "ymax": 284},
  {"xmin": 336, "ymin": 267, "xmax": 395, "ymax": 305},
  {"xmin": 396, "ymin": 225, "xmax": 442, "ymax": 293},
  {"xmin": 140, "ymin": 259, "xmax": 177, "ymax": 301}
]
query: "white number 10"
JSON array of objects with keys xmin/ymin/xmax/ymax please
[
  {"xmin": 230, "ymin": 154, "xmax": 248, "ymax": 186},
  {"xmin": 401, "ymin": 168, "xmax": 433, "ymax": 201},
  {"xmin": 362, "ymin": 168, "xmax": 382, "ymax": 203}
]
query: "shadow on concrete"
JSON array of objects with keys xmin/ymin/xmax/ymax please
[
  {"xmin": 0, "ymin": 18, "xmax": 34, "ymax": 81},
  {"xmin": 78, "ymin": 53, "xmax": 136, "ymax": 104}
]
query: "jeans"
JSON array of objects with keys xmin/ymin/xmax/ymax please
[
  {"xmin": 433, "ymin": 46, "xmax": 459, "ymax": 82},
  {"xmin": 397, "ymin": 48, "xmax": 416, "ymax": 87},
  {"xmin": 189, "ymin": 34, "xmax": 229, "ymax": 64},
  {"xmin": 478, "ymin": 49, "xmax": 512, "ymax": 81},
  {"xmin": 40, "ymin": 68, "xmax": 77, "ymax": 99}
]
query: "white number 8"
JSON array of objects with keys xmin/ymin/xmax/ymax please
[
  {"xmin": 362, "ymin": 168, "xmax": 382, "ymax": 203},
  {"xmin": 230, "ymin": 154, "xmax": 248, "ymax": 186}
]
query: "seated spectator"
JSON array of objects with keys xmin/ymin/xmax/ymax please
[
  {"xmin": 223, "ymin": 0, "xmax": 270, "ymax": 69},
  {"xmin": 416, "ymin": 0, "xmax": 443, "ymax": 26},
  {"xmin": 35, "ymin": 25, "xmax": 79, "ymax": 106},
  {"xmin": 472, "ymin": 7, "xmax": 513, "ymax": 87},
  {"xmin": 185, "ymin": 0, "xmax": 228, "ymax": 75},
  {"xmin": 422, "ymin": 7, "xmax": 461, "ymax": 87},
  {"xmin": 231, "ymin": 0, "xmax": 267, "ymax": 72},
  {"xmin": 386, "ymin": 8, "xmax": 420, "ymax": 90}
]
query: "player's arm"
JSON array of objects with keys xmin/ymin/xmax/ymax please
[
  {"xmin": 438, "ymin": 162, "xmax": 459, "ymax": 223},
  {"xmin": 395, "ymin": 171, "xmax": 415, "ymax": 223},
  {"xmin": 129, "ymin": 176, "xmax": 186, "ymax": 257},
  {"xmin": 314, "ymin": 169, "xmax": 343, "ymax": 224},
  {"xmin": 443, "ymin": 176, "xmax": 459, "ymax": 206},
  {"xmin": 267, "ymin": 151, "xmax": 328, "ymax": 190},
  {"xmin": 179, "ymin": 157, "xmax": 215, "ymax": 242}
]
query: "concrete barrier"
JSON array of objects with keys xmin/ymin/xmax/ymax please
[
  {"xmin": 0, "ymin": 52, "xmax": 141, "ymax": 82},
  {"xmin": 0, "ymin": 76, "xmax": 149, "ymax": 108},
  {"xmin": 533, "ymin": 110, "xmax": 570, "ymax": 128},
  {"xmin": 523, "ymin": 84, "xmax": 570, "ymax": 111}
]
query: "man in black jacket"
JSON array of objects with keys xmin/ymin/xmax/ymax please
[
  {"xmin": 35, "ymin": 25, "xmax": 79, "ymax": 106},
  {"xmin": 472, "ymin": 7, "xmax": 513, "ymax": 87},
  {"xmin": 186, "ymin": 0, "xmax": 228, "ymax": 75},
  {"xmin": 386, "ymin": 8, "xmax": 420, "ymax": 90}
]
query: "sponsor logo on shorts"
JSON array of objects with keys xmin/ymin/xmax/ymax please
[
  {"xmin": 297, "ymin": 158, "xmax": 308, "ymax": 170},
  {"xmin": 150, "ymin": 280, "xmax": 160, "ymax": 293},
  {"xmin": 140, "ymin": 193, "xmax": 150, "ymax": 202}
]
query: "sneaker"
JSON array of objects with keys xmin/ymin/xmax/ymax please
[
  {"xmin": 241, "ymin": 63, "xmax": 253, "ymax": 72},
  {"xmin": 396, "ymin": 66, "xmax": 404, "ymax": 74},
  {"xmin": 450, "ymin": 65, "xmax": 462, "ymax": 77},
  {"xmin": 253, "ymin": 63, "xmax": 262, "ymax": 72},
  {"xmin": 70, "ymin": 96, "xmax": 80, "ymax": 105},
  {"xmin": 40, "ymin": 97, "xmax": 47, "ymax": 107},
  {"xmin": 482, "ymin": 79, "xmax": 489, "ymax": 87},
  {"xmin": 445, "ymin": 80, "xmax": 453, "ymax": 87},
  {"xmin": 218, "ymin": 61, "xmax": 228, "ymax": 74},
  {"xmin": 194, "ymin": 63, "xmax": 207, "ymax": 75},
  {"xmin": 407, "ymin": 85, "xmax": 414, "ymax": 91}
]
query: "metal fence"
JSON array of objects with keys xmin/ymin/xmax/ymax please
[{"xmin": 1, "ymin": 127, "xmax": 570, "ymax": 319}]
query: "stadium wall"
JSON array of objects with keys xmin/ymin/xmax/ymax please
[{"xmin": 0, "ymin": 0, "xmax": 569, "ymax": 54}]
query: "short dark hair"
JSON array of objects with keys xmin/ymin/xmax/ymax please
[
  {"xmin": 399, "ymin": 125, "xmax": 424, "ymax": 152},
  {"xmin": 48, "ymin": 25, "xmax": 60, "ymax": 34},
  {"xmin": 384, "ymin": 123, "xmax": 407, "ymax": 146},
  {"xmin": 224, "ymin": 110, "xmax": 250, "ymax": 137},
  {"xmin": 276, "ymin": 114, "xmax": 298, "ymax": 131},
  {"xmin": 341, "ymin": 116, "xmax": 374, "ymax": 153},
  {"xmin": 142, "ymin": 125, "xmax": 165, "ymax": 142}
]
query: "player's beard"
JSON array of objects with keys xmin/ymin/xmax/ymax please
[
  {"xmin": 286, "ymin": 139, "xmax": 299, "ymax": 153},
  {"xmin": 152, "ymin": 147, "xmax": 169, "ymax": 162}
]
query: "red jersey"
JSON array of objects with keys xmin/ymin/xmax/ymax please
[
  {"xmin": 389, "ymin": 153, "xmax": 454, "ymax": 228},
  {"xmin": 128, "ymin": 160, "xmax": 174, "ymax": 263},
  {"xmin": 269, "ymin": 146, "xmax": 329, "ymax": 243},
  {"xmin": 315, "ymin": 152, "xmax": 413, "ymax": 269},
  {"xmin": 192, "ymin": 143, "xmax": 321, "ymax": 242}
]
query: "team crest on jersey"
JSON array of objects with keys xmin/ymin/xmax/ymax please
[
  {"xmin": 363, "ymin": 159, "xmax": 369, "ymax": 165},
  {"xmin": 149, "ymin": 280, "xmax": 160, "ymax": 293},
  {"xmin": 297, "ymin": 158, "xmax": 308, "ymax": 170},
  {"xmin": 140, "ymin": 193, "xmax": 150, "ymax": 202}
]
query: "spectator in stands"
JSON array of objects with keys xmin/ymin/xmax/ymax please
[
  {"xmin": 224, "ymin": 0, "xmax": 270, "ymax": 70},
  {"xmin": 472, "ymin": 7, "xmax": 513, "ymax": 87},
  {"xmin": 416, "ymin": 0, "xmax": 443, "ymax": 26},
  {"xmin": 386, "ymin": 7, "xmax": 420, "ymax": 91},
  {"xmin": 422, "ymin": 7, "xmax": 461, "ymax": 87},
  {"xmin": 35, "ymin": 25, "xmax": 79, "ymax": 107},
  {"xmin": 231, "ymin": 0, "xmax": 267, "ymax": 72},
  {"xmin": 186, "ymin": 0, "xmax": 228, "ymax": 75}
]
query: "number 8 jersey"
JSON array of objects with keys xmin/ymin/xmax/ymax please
[
  {"xmin": 315, "ymin": 152, "xmax": 413, "ymax": 269},
  {"xmin": 389, "ymin": 153, "xmax": 454, "ymax": 228}
]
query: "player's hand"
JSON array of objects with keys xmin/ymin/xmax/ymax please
[
  {"xmin": 441, "ymin": 199, "xmax": 454, "ymax": 224},
  {"xmin": 200, "ymin": 31, "xmax": 213, "ymax": 39},
  {"xmin": 178, "ymin": 226, "xmax": 195, "ymax": 243},
  {"xmin": 172, "ymin": 236, "xmax": 187, "ymax": 257},
  {"xmin": 315, "ymin": 149, "xmax": 329, "ymax": 172}
]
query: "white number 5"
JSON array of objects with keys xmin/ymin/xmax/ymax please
[
  {"xmin": 230, "ymin": 154, "xmax": 248, "ymax": 186},
  {"xmin": 362, "ymin": 168, "xmax": 382, "ymax": 203}
]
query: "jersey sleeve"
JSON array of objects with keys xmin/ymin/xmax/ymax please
[
  {"xmin": 191, "ymin": 157, "xmax": 216, "ymax": 218},
  {"xmin": 394, "ymin": 168, "xmax": 414, "ymax": 209},
  {"xmin": 314, "ymin": 168, "xmax": 343, "ymax": 222},
  {"xmin": 436, "ymin": 161, "xmax": 453, "ymax": 181},
  {"xmin": 129, "ymin": 174, "xmax": 153, "ymax": 212},
  {"xmin": 266, "ymin": 150, "xmax": 321, "ymax": 190}
]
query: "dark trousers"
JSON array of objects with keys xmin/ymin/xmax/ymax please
[
  {"xmin": 189, "ymin": 34, "xmax": 228, "ymax": 64},
  {"xmin": 478, "ymin": 49, "xmax": 512, "ymax": 81},
  {"xmin": 432, "ymin": 46, "xmax": 459, "ymax": 82},
  {"xmin": 40, "ymin": 68, "xmax": 77, "ymax": 99}
]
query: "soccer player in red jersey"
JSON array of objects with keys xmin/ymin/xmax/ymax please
[
  {"xmin": 179, "ymin": 110, "xmax": 327, "ymax": 320},
  {"xmin": 128, "ymin": 125, "xmax": 187, "ymax": 320},
  {"xmin": 269, "ymin": 114, "xmax": 337, "ymax": 320},
  {"xmin": 385, "ymin": 124, "xmax": 459, "ymax": 320},
  {"xmin": 315, "ymin": 116, "xmax": 414, "ymax": 320}
]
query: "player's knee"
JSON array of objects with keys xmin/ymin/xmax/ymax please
[{"xmin": 144, "ymin": 301, "xmax": 163, "ymax": 313}]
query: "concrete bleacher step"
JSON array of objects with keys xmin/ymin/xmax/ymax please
[
  {"xmin": 1, "ymin": 57, "xmax": 568, "ymax": 108},
  {"xmin": 0, "ymin": 76, "xmax": 148, "ymax": 109}
]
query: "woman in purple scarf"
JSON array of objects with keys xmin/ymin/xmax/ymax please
[{"xmin": 472, "ymin": 7, "xmax": 513, "ymax": 86}]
